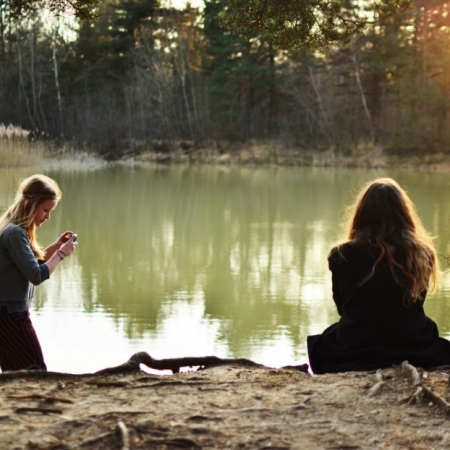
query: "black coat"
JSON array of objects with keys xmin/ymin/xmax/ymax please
[{"xmin": 307, "ymin": 241, "xmax": 450, "ymax": 374}]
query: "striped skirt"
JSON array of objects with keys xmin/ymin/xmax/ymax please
[{"xmin": 0, "ymin": 306, "xmax": 46, "ymax": 371}]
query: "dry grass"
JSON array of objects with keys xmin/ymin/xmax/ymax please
[{"xmin": 0, "ymin": 124, "xmax": 45, "ymax": 168}]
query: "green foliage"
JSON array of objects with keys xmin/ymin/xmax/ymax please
[
  {"xmin": 7, "ymin": 0, "xmax": 100, "ymax": 20},
  {"xmin": 67, "ymin": 0, "xmax": 156, "ymax": 90},
  {"xmin": 203, "ymin": 0, "xmax": 280, "ymax": 140},
  {"xmin": 3, "ymin": 0, "xmax": 450, "ymax": 156},
  {"xmin": 219, "ymin": 0, "xmax": 413, "ymax": 50}
]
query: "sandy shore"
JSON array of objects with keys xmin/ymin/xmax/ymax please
[{"xmin": 0, "ymin": 355, "xmax": 449, "ymax": 449}]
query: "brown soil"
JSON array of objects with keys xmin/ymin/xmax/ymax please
[{"xmin": 1, "ymin": 356, "xmax": 449, "ymax": 450}]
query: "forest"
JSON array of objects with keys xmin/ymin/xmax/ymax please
[{"xmin": 0, "ymin": 0, "xmax": 450, "ymax": 158}]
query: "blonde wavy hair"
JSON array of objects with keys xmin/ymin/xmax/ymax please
[
  {"xmin": 0, "ymin": 174, "xmax": 61, "ymax": 259},
  {"xmin": 336, "ymin": 177, "xmax": 438, "ymax": 301}
]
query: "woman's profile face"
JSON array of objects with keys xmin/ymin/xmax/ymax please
[{"xmin": 34, "ymin": 199, "xmax": 57, "ymax": 227}]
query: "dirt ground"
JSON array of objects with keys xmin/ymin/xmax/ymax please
[{"xmin": 0, "ymin": 354, "xmax": 450, "ymax": 450}]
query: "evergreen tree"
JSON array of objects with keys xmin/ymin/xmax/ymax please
[
  {"xmin": 62, "ymin": 0, "xmax": 157, "ymax": 141},
  {"xmin": 203, "ymin": 0, "xmax": 280, "ymax": 141}
]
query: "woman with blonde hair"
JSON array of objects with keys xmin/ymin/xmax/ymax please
[
  {"xmin": 0, "ymin": 174, "xmax": 77, "ymax": 371},
  {"xmin": 307, "ymin": 177, "xmax": 450, "ymax": 374}
]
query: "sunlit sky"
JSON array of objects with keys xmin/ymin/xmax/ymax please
[{"xmin": 163, "ymin": 0, "xmax": 204, "ymax": 9}]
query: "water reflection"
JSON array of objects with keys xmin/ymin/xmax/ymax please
[{"xmin": 1, "ymin": 165, "xmax": 450, "ymax": 373}]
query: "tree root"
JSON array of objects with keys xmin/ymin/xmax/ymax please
[
  {"xmin": 145, "ymin": 438, "xmax": 201, "ymax": 449},
  {"xmin": 95, "ymin": 352, "xmax": 263, "ymax": 375},
  {"xmin": 116, "ymin": 420, "xmax": 130, "ymax": 450},
  {"xmin": 0, "ymin": 352, "xmax": 309, "ymax": 380},
  {"xmin": 421, "ymin": 384, "xmax": 450, "ymax": 411},
  {"xmin": 400, "ymin": 360, "xmax": 450, "ymax": 413},
  {"xmin": 7, "ymin": 394, "xmax": 73, "ymax": 404},
  {"xmin": 367, "ymin": 369, "xmax": 385, "ymax": 397},
  {"xmin": 15, "ymin": 407, "xmax": 63, "ymax": 415},
  {"xmin": 80, "ymin": 431, "xmax": 112, "ymax": 448},
  {"xmin": 401, "ymin": 361, "xmax": 421, "ymax": 386},
  {"xmin": 95, "ymin": 352, "xmax": 309, "ymax": 375},
  {"xmin": 366, "ymin": 361, "xmax": 450, "ymax": 413}
]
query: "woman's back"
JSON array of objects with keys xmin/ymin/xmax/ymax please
[
  {"xmin": 329, "ymin": 242, "xmax": 437, "ymax": 349},
  {"xmin": 307, "ymin": 177, "xmax": 450, "ymax": 374}
]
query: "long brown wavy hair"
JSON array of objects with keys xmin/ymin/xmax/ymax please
[
  {"xmin": 337, "ymin": 177, "xmax": 438, "ymax": 301},
  {"xmin": 0, "ymin": 174, "xmax": 61, "ymax": 259}
]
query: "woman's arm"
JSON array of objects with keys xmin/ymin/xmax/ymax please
[
  {"xmin": 328, "ymin": 246, "xmax": 345, "ymax": 316},
  {"xmin": 331, "ymin": 271, "xmax": 344, "ymax": 316},
  {"xmin": 4, "ymin": 226, "xmax": 50, "ymax": 285},
  {"xmin": 44, "ymin": 231, "xmax": 73, "ymax": 260},
  {"xmin": 44, "ymin": 234, "xmax": 78, "ymax": 275}
]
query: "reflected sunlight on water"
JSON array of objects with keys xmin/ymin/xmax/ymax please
[{"xmin": 2, "ymin": 165, "xmax": 450, "ymax": 373}]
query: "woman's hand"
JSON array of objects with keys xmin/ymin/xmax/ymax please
[
  {"xmin": 45, "ymin": 231, "xmax": 76, "ymax": 261},
  {"xmin": 58, "ymin": 234, "xmax": 78, "ymax": 258},
  {"xmin": 45, "ymin": 233, "xmax": 78, "ymax": 275},
  {"xmin": 44, "ymin": 231, "xmax": 76, "ymax": 260},
  {"xmin": 57, "ymin": 231, "xmax": 75, "ymax": 245}
]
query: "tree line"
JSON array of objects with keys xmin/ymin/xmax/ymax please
[{"xmin": 0, "ymin": 0, "xmax": 449, "ymax": 157}]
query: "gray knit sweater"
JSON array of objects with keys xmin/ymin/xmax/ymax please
[{"xmin": 0, "ymin": 223, "xmax": 50, "ymax": 312}]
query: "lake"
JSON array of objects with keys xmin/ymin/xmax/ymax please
[{"xmin": 1, "ymin": 164, "xmax": 450, "ymax": 373}]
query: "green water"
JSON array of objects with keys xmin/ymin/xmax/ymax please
[{"xmin": 1, "ymin": 165, "xmax": 450, "ymax": 373}]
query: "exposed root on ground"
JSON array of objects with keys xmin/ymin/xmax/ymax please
[
  {"xmin": 0, "ymin": 352, "xmax": 309, "ymax": 380},
  {"xmin": 365, "ymin": 360, "xmax": 450, "ymax": 415},
  {"xmin": 401, "ymin": 361, "xmax": 450, "ymax": 414},
  {"xmin": 116, "ymin": 420, "xmax": 130, "ymax": 450},
  {"xmin": 1, "ymin": 360, "xmax": 450, "ymax": 449},
  {"xmin": 367, "ymin": 369, "xmax": 385, "ymax": 397}
]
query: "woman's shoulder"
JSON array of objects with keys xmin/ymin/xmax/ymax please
[
  {"xmin": 1, "ymin": 223, "xmax": 26, "ymax": 236},
  {"xmin": 329, "ymin": 241, "xmax": 363, "ymax": 257},
  {"xmin": 328, "ymin": 241, "xmax": 371, "ymax": 267},
  {"xmin": 0, "ymin": 223, "xmax": 27, "ymax": 242}
]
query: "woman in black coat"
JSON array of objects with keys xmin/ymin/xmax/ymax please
[{"xmin": 307, "ymin": 177, "xmax": 450, "ymax": 374}]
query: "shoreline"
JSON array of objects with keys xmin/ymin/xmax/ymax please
[
  {"xmin": 52, "ymin": 145, "xmax": 450, "ymax": 173},
  {"xmin": 0, "ymin": 358, "xmax": 449, "ymax": 449},
  {"xmin": 3, "ymin": 141, "xmax": 450, "ymax": 173}
]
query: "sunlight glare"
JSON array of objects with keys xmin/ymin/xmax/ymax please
[{"xmin": 162, "ymin": 0, "xmax": 204, "ymax": 9}]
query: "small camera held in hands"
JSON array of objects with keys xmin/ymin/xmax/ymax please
[{"xmin": 67, "ymin": 232, "xmax": 77, "ymax": 243}]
